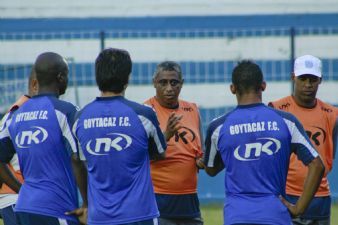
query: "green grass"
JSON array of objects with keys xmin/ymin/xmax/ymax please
[
  {"xmin": 0, "ymin": 204, "xmax": 336, "ymax": 225},
  {"xmin": 201, "ymin": 203, "xmax": 338, "ymax": 225}
]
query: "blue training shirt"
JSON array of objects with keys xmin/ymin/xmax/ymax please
[
  {"xmin": 0, "ymin": 94, "xmax": 79, "ymax": 222},
  {"xmin": 73, "ymin": 96, "xmax": 166, "ymax": 225},
  {"xmin": 204, "ymin": 103, "xmax": 318, "ymax": 225}
]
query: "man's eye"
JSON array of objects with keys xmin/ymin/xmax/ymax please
[
  {"xmin": 170, "ymin": 80, "xmax": 180, "ymax": 86},
  {"xmin": 158, "ymin": 80, "xmax": 167, "ymax": 86}
]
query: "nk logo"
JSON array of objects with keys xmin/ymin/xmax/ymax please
[
  {"xmin": 86, "ymin": 133, "xmax": 132, "ymax": 155},
  {"xmin": 306, "ymin": 126, "xmax": 326, "ymax": 146},
  {"xmin": 15, "ymin": 126, "xmax": 48, "ymax": 148},
  {"xmin": 234, "ymin": 137, "xmax": 281, "ymax": 161},
  {"xmin": 173, "ymin": 126, "xmax": 196, "ymax": 144}
]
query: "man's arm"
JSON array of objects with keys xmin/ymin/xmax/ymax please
[
  {"xmin": 0, "ymin": 163, "xmax": 21, "ymax": 193},
  {"xmin": 142, "ymin": 109, "xmax": 169, "ymax": 161},
  {"xmin": 150, "ymin": 112, "xmax": 182, "ymax": 161},
  {"xmin": 0, "ymin": 117, "xmax": 18, "ymax": 190},
  {"xmin": 333, "ymin": 115, "xmax": 338, "ymax": 160},
  {"xmin": 195, "ymin": 111, "xmax": 205, "ymax": 169},
  {"xmin": 280, "ymin": 156, "xmax": 324, "ymax": 216},
  {"xmin": 163, "ymin": 112, "xmax": 182, "ymax": 142},
  {"xmin": 204, "ymin": 117, "xmax": 226, "ymax": 177},
  {"xmin": 63, "ymin": 109, "xmax": 88, "ymax": 224},
  {"xmin": 205, "ymin": 152, "xmax": 225, "ymax": 177},
  {"xmin": 279, "ymin": 111, "xmax": 325, "ymax": 216},
  {"xmin": 66, "ymin": 153, "xmax": 88, "ymax": 225}
]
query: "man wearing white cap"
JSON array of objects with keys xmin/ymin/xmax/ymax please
[{"xmin": 269, "ymin": 55, "xmax": 338, "ymax": 225}]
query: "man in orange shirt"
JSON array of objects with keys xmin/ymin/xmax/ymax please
[
  {"xmin": 0, "ymin": 69, "xmax": 38, "ymax": 225},
  {"xmin": 144, "ymin": 61, "xmax": 204, "ymax": 225},
  {"xmin": 269, "ymin": 55, "xmax": 338, "ymax": 225}
]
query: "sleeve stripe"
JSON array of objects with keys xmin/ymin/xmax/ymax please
[
  {"xmin": 0, "ymin": 112, "xmax": 10, "ymax": 132},
  {"xmin": 72, "ymin": 119, "xmax": 86, "ymax": 160},
  {"xmin": 207, "ymin": 124, "xmax": 222, "ymax": 167},
  {"xmin": 283, "ymin": 118, "xmax": 318, "ymax": 158},
  {"xmin": 138, "ymin": 115, "xmax": 165, "ymax": 154},
  {"xmin": 0, "ymin": 117, "xmax": 12, "ymax": 139},
  {"xmin": 55, "ymin": 110, "xmax": 78, "ymax": 153}
]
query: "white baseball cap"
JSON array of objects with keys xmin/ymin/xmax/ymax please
[{"xmin": 294, "ymin": 55, "xmax": 322, "ymax": 77}]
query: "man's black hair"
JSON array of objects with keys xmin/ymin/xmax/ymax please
[
  {"xmin": 232, "ymin": 60, "xmax": 263, "ymax": 95},
  {"xmin": 95, "ymin": 48, "xmax": 132, "ymax": 93}
]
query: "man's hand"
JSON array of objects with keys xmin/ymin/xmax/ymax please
[
  {"xmin": 279, "ymin": 195, "xmax": 301, "ymax": 218},
  {"xmin": 196, "ymin": 158, "xmax": 205, "ymax": 169},
  {"xmin": 164, "ymin": 112, "xmax": 183, "ymax": 141},
  {"xmin": 66, "ymin": 206, "xmax": 88, "ymax": 225}
]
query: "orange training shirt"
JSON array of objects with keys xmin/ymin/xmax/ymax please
[
  {"xmin": 270, "ymin": 96, "xmax": 338, "ymax": 197},
  {"xmin": 144, "ymin": 97, "xmax": 203, "ymax": 194}
]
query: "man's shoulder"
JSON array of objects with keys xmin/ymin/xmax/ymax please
[
  {"xmin": 143, "ymin": 96, "xmax": 155, "ymax": 105},
  {"xmin": 316, "ymin": 99, "xmax": 338, "ymax": 115},
  {"xmin": 207, "ymin": 113, "xmax": 228, "ymax": 133},
  {"xmin": 123, "ymin": 98, "xmax": 156, "ymax": 118},
  {"xmin": 52, "ymin": 98, "xmax": 78, "ymax": 114},
  {"xmin": 178, "ymin": 99, "xmax": 199, "ymax": 113},
  {"xmin": 268, "ymin": 96, "xmax": 293, "ymax": 110},
  {"xmin": 8, "ymin": 95, "xmax": 31, "ymax": 112},
  {"xmin": 178, "ymin": 99, "xmax": 197, "ymax": 107}
]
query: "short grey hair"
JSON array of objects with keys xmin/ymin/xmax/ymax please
[{"xmin": 153, "ymin": 61, "xmax": 183, "ymax": 80}]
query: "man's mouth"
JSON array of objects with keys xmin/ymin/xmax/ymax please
[{"xmin": 303, "ymin": 90, "xmax": 314, "ymax": 95}]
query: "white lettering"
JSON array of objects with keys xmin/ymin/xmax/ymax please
[
  {"xmin": 229, "ymin": 121, "xmax": 274, "ymax": 135},
  {"xmin": 84, "ymin": 117, "xmax": 130, "ymax": 129}
]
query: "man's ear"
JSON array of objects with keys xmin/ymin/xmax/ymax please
[
  {"xmin": 57, "ymin": 73, "xmax": 64, "ymax": 82},
  {"xmin": 261, "ymin": 81, "xmax": 266, "ymax": 92},
  {"xmin": 123, "ymin": 83, "xmax": 128, "ymax": 90},
  {"xmin": 152, "ymin": 78, "xmax": 156, "ymax": 88},
  {"xmin": 230, "ymin": 84, "xmax": 236, "ymax": 94},
  {"xmin": 30, "ymin": 78, "xmax": 39, "ymax": 96},
  {"xmin": 291, "ymin": 72, "xmax": 296, "ymax": 82}
]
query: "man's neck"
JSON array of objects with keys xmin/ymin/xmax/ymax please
[
  {"xmin": 292, "ymin": 95, "xmax": 317, "ymax": 109},
  {"xmin": 155, "ymin": 96, "xmax": 179, "ymax": 109},
  {"xmin": 101, "ymin": 91, "xmax": 124, "ymax": 97},
  {"xmin": 236, "ymin": 93, "xmax": 262, "ymax": 105},
  {"xmin": 38, "ymin": 88, "xmax": 59, "ymax": 97}
]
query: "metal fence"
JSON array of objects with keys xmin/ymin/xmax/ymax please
[{"xmin": 1, "ymin": 26, "xmax": 337, "ymax": 200}]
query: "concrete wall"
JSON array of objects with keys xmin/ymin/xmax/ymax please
[{"xmin": 1, "ymin": 0, "xmax": 338, "ymax": 18}]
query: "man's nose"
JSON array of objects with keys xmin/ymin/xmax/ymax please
[
  {"xmin": 164, "ymin": 84, "xmax": 174, "ymax": 92},
  {"xmin": 304, "ymin": 79, "xmax": 313, "ymax": 87}
]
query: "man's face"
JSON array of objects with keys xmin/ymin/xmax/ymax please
[
  {"xmin": 153, "ymin": 70, "xmax": 183, "ymax": 108},
  {"xmin": 293, "ymin": 74, "xmax": 321, "ymax": 105}
]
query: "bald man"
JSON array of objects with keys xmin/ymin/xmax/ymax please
[
  {"xmin": 0, "ymin": 69, "xmax": 37, "ymax": 225},
  {"xmin": 0, "ymin": 52, "xmax": 83, "ymax": 225}
]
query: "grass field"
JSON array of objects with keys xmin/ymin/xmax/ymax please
[
  {"xmin": 201, "ymin": 203, "xmax": 338, "ymax": 225},
  {"xmin": 0, "ymin": 204, "xmax": 337, "ymax": 225}
]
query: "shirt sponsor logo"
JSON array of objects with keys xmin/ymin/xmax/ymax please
[
  {"xmin": 181, "ymin": 107, "xmax": 193, "ymax": 112},
  {"xmin": 278, "ymin": 103, "xmax": 291, "ymax": 110},
  {"xmin": 234, "ymin": 137, "xmax": 281, "ymax": 161},
  {"xmin": 15, "ymin": 126, "xmax": 48, "ymax": 148},
  {"xmin": 173, "ymin": 126, "xmax": 196, "ymax": 144},
  {"xmin": 86, "ymin": 133, "xmax": 132, "ymax": 155},
  {"xmin": 306, "ymin": 126, "xmax": 326, "ymax": 146},
  {"xmin": 321, "ymin": 106, "xmax": 333, "ymax": 113}
]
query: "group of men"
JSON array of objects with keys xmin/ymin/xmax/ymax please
[{"xmin": 0, "ymin": 48, "xmax": 336, "ymax": 225}]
